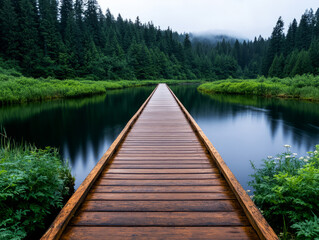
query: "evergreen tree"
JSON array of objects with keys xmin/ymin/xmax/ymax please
[
  {"xmin": 75, "ymin": 0, "xmax": 84, "ymax": 28},
  {"xmin": 283, "ymin": 51, "xmax": 298, "ymax": 77},
  {"xmin": 262, "ymin": 17, "xmax": 284, "ymax": 75},
  {"xmin": 0, "ymin": 2, "xmax": 318, "ymax": 80},
  {"xmin": 128, "ymin": 43, "xmax": 153, "ymax": 79},
  {"xmin": 74, "ymin": 0, "xmax": 85, "ymax": 68},
  {"xmin": 309, "ymin": 39, "xmax": 319, "ymax": 74},
  {"xmin": 105, "ymin": 8, "xmax": 114, "ymax": 28},
  {"xmin": 296, "ymin": 10, "xmax": 313, "ymax": 50},
  {"xmin": 83, "ymin": 36, "xmax": 99, "ymax": 75},
  {"xmin": 214, "ymin": 55, "xmax": 238, "ymax": 79},
  {"xmin": 60, "ymin": 0, "xmax": 73, "ymax": 39},
  {"xmin": 85, "ymin": 0, "xmax": 101, "ymax": 47},
  {"xmin": 285, "ymin": 19, "xmax": 297, "ymax": 55},
  {"xmin": 240, "ymin": 41, "xmax": 249, "ymax": 69},
  {"xmin": 314, "ymin": 8, "xmax": 319, "ymax": 38},
  {"xmin": 183, "ymin": 34, "xmax": 192, "ymax": 50},
  {"xmin": 183, "ymin": 33, "xmax": 193, "ymax": 68},
  {"xmin": 292, "ymin": 50, "xmax": 313, "ymax": 75},
  {"xmin": 38, "ymin": 0, "xmax": 64, "ymax": 61},
  {"xmin": 268, "ymin": 54, "xmax": 285, "ymax": 78},
  {"xmin": 233, "ymin": 40, "xmax": 241, "ymax": 66},
  {"xmin": 17, "ymin": 0, "xmax": 42, "ymax": 76},
  {"xmin": 0, "ymin": 0, "xmax": 19, "ymax": 58}
]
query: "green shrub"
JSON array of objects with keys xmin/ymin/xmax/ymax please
[
  {"xmin": 249, "ymin": 145, "xmax": 319, "ymax": 238},
  {"xmin": 291, "ymin": 214, "xmax": 319, "ymax": 240},
  {"xmin": 198, "ymin": 75, "xmax": 319, "ymax": 101},
  {"xmin": 0, "ymin": 71, "xmax": 202, "ymax": 105},
  {"xmin": 0, "ymin": 135, "xmax": 75, "ymax": 240}
]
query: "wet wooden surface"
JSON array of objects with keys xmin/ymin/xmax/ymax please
[
  {"xmin": 57, "ymin": 84, "xmax": 262, "ymax": 239},
  {"xmin": 37, "ymin": 83, "xmax": 285, "ymax": 240}
]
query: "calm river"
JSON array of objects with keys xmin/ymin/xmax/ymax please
[{"xmin": 1, "ymin": 84, "xmax": 319, "ymax": 190}]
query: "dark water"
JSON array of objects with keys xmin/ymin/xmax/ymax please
[
  {"xmin": 171, "ymin": 84, "xmax": 319, "ymax": 190},
  {"xmin": 0, "ymin": 87, "xmax": 154, "ymax": 188},
  {"xmin": 1, "ymin": 84, "xmax": 319, "ymax": 190}
]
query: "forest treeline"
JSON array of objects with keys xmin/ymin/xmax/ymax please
[{"xmin": 0, "ymin": 0, "xmax": 319, "ymax": 80}]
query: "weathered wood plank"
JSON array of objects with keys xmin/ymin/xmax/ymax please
[
  {"xmin": 96, "ymin": 179, "xmax": 226, "ymax": 186},
  {"xmin": 61, "ymin": 226, "xmax": 259, "ymax": 240},
  {"xmin": 43, "ymin": 84, "xmax": 276, "ymax": 240},
  {"xmin": 112, "ymin": 156, "xmax": 210, "ymax": 160},
  {"xmin": 90, "ymin": 185, "xmax": 229, "ymax": 193},
  {"xmin": 80, "ymin": 200, "xmax": 241, "ymax": 212},
  {"xmin": 108, "ymin": 160, "xmax": 211, "ymax": 164},
  {"xmin": 118, "ymin": 150, "xmax": 206, "ymax": 154},
  {"xmin": 106, "ymin": 168, "xmax": 217, "ymax": 174},
  {"xmin": 100, "ymin": 173, "xmax": 220, "ymax": 179},
  {"xmin": 86, "ymin": 192, "xmax": 236, "ymax": 200},
  {"xmin": 108, "ymin": 164, "xmax": 213, "ymax": 169},
  {"xmin": 168, "ymin": 85, "xmax": 278, "ymax": 239},
  {"xmin": 41, "ymin": 86, "xmax": 159, "ymax": 240},
  {"xmin": 70, "ymin": 212, "xmax": 250, "ymax": 226}
]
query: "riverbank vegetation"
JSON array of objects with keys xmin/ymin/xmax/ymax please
[
  {"xmin": 198, "ymin": 75, "xmax": 319, "ymax": 101},
  {"xmin": 0, "ymin": 66, "xmax": 199, "ymax": 105},
  {"xmin": 249, "ymin": 145, "xmax": 319, "ymax": 239},
  {"xmin": 0, "ymin": 0, "xmax": 319, "ymax": 80},
  {"xmin": 0, "ymin": 133, "xmax": 74, "ymax": 240}
]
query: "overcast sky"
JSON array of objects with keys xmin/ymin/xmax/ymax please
[{"xmin": 99, "ymin": 0, "xmax": 318, "ymax": 39}]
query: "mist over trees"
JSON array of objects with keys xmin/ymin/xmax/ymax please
[{"xmin": 0, "ymin": 0, "xmax": 318, "ymax": 80}]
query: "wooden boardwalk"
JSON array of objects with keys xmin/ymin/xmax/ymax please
[{"xmin": 42, "ymin": 84, "xmax": 278, "ymax": 240}]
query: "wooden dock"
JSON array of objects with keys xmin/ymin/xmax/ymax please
[{"xmin": 42, "ymin": 84, "xmax": 278, "ymax": 240}]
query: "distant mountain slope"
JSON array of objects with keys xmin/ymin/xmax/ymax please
[{"xmin": 190, "ymin": 33, "xmax": 247, "ymax": 45}]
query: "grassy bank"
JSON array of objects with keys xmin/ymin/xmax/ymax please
[
  {"xmin": 0, "ymin": 133, "xmax": 74, "ymax": 240},
  {"xmin": 250, "ymin": 145, "xmax": 319, "ymax": 239},
  {"xmin": 0, "ymin": 69, "xmax": 202, "ymax": 105},
  {"xmin": 198, "ymin": 75, "xmax": 319, "ymax": 101}
]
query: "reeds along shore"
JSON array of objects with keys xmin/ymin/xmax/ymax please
[
  {"xmin": 0, "ymin": 69, "xmax": 199, "ymax": 105},
  {"xmin": 198, "ymin": 75, "xmax": 319, "ymax": 101}
]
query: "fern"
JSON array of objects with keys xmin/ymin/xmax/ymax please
[
  {"xmin": 249, "ymin": 145, "xmax": 319, "ymax": 238},
  {"xmin": 0, "ymin": 135, "xmax": 74, "ymax": 239}
]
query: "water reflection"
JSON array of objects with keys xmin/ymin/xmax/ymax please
[
  {"xmin": 171, "ymin": 85, "xmax": 319, "ymax": 190},
  {"xmin": 0, "ymin": 87, "xmax": 154, "ymax": 188},
  {"xmin": 1, "ymin": 84, "xmax": 319, "ymax": 191}
]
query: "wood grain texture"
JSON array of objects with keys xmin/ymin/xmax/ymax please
[
  {"xmin": 106, "ymin": 168, "xmax": 218, "ymax": 174},
  {"xmin": 70, "ymin": 212, "xmax": 250, "ymax": 226},
  {"xmin": 80, "ymin": 200, "xmax": 241, "ymax": 212},
  {"xmin": 41, "ymin": 86, "xmax": 158, "ymax": 240},
  {"xmin": 168, "ymin": 85, "xmax": 278, "ymax": 240},
  {"xmin": 96, "ymin": 179, "xmax": 227, "ymax": 186},
  {"xmin": 90, "ymin": 185, "xmax": 228, "ymax": 193},
  {"xmin": 43, "ymin": 84, "xmax": 277, "ymax": 240},
  {"xmin": 100, "ymin": 173, "xmax": 221, "ymax": 179},
  {"xmin": 86, "ymin": 192, "xmax": 236, "ymax": 200},
  {"xmin": 61, "ymin": 226, "xmax": 259, "ymax": 240}
]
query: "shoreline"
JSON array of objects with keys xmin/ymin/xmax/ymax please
[
  {"xmin": 198, "ymin": 88, "xmax": 319, "ymax": 102},
  {"xmin": 0, "ymin": 76, "xmax": 203, "ymax": 106},
  {"xmin": 198, "ymin": 76, "xmax": 319, "ymax": 102}
]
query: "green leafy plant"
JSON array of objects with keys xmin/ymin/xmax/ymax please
[
  {"xmin": 291, "ymin": 214, "xmax": 319, "ymax": 240},
  {"xmin": 249, "ymin": 144, "xmax": 319, "ymax": 238},
  {"xmin": 0, "ymin": 132, "xmax": 75, "ymax": 239}
]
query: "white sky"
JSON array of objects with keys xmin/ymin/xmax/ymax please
[{"xmin": 99, "ymin": 0, "xmax": 319, "ymax": 39}]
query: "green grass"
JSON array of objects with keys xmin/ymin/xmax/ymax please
[
  {"xmin": 0, "ymin": 68, "xmax": 202, "ymax": 105},
  {"xmin": 198, "ymin": 75, "xmax": 319, "ymax": 101},
  {"xmin": 0, "ymin": 132, "xmax": 75, "ymax": 240}
]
